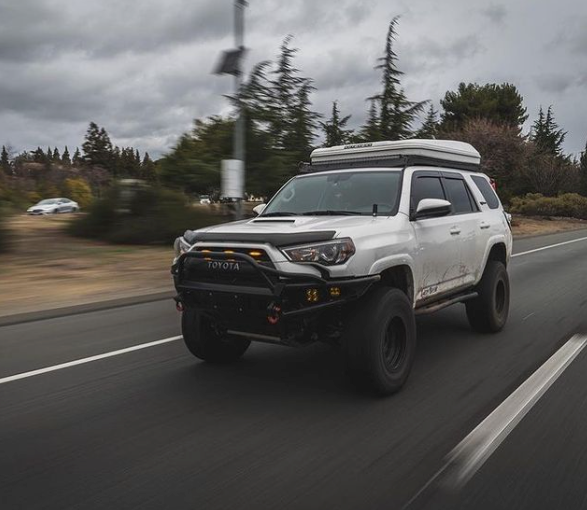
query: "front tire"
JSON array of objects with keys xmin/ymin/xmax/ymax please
[
  {"xmin": 181, "ymin": 308, "xmax": 250, "ymax": 363},
  {"xmin": 466, "ymin": 261, "xmax": 510, "ymax": 333},
  {"xmin": 344, "ymin": 287, "xmax": 417, "ymax": 395}
]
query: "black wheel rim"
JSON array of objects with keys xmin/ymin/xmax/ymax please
[
  {"xmin": 495, "ymin": 280, "xmax": 506, "ymax": 316},
  {"xmin": 382, "ymin": 316, "xmax": 407, "ymax": 372}
]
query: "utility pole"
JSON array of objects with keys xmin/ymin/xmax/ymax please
[
  {"xmin": 214, "ymin": 1, "xmax": 248, "ymax": 220},
  {"xmin": 233, "ymin": 0, "xmax": 246, "ymax": 220}
]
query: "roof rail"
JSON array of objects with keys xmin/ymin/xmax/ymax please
[{"xmin": 299, "ymin": 155, "xmax": 481, "ymax": 174}]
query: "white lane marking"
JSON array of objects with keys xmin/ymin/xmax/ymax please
[
  {"xmin": 440, "ymin": 334, "xmax": 587, "ymax": 490},
  {"xmin": 403, "ymin": 334, "xmax": 587, "ymax": 509},
  {"xmin": 522, "ymin": 312, "xmax": 535, "ymax": 322},
  {"xmin": 513, "ymin": 235, "xmax": 587, "ymax": 258},
  {"xmin": 0, "ymin": 336, "xmax": 182, "ymax": 385}
]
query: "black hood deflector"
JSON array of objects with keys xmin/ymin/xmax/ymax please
[{"xmin": 184, "ymin": 230, "xmax": 336, "ymax": 247}]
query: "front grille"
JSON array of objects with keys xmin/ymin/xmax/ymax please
[{"xmin": 182, "ymin": 247, "xmax": 276, "ymax": 287}]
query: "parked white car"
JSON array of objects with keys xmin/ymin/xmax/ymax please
[
  {"xmin": 27, "ymin": 198, "xmax": 79, "ymax": 215},
  {"xmin": 172, "ymin": 140, "xmax": 512, "ymax": 394}
]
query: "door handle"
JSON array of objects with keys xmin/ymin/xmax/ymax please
[
  {"xmin": 450, "ymin": 227, "xmax": 461, "ymax": 235},
  {"xmin": 480, "ymin": 222, "xmax": 490, "ymax": 230}
]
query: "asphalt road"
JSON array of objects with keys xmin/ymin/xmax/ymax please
[{"xmin": 2, "ymin": 229, "xmax": 587, "ymax": 510}]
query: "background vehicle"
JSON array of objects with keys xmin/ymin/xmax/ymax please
[
  {"xmin": 199, "ymin": 195, "xmax": 212, "ymax": 205},
  {"xmin": 27, "ymin": 198, "xmax": 79, "ymax": 215},
  {"xmin": 172, "ymin": 140, "xmax": 512, "ymax": 394}
]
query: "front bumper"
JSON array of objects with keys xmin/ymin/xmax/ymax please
[{"xmin": 172, "ymin": 250, "xmax": 379, "ymax": 340}]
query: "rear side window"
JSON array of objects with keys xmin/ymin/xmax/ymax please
[
  {"xmin": 471, "ymin": 175, "xmax": 500, "ymax": 209},
  {"xmin": 411, "ymin": 176, "xmax": 445, "ymax": 211},
  {"xmin": 443, "ymin": 178, "xmax": 475, "ymax": 214}
]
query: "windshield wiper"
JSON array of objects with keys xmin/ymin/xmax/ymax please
[
  {"xmin": 301, "ymin": 210, "xmax": 364, "ymax": 216},
  {"xmin": 259, "ymin": 212, "xmax": 298, "ymax": 217}
]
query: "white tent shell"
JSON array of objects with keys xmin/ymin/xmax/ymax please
[{"xmin": 310, "ymin": 140, "xmax": 481, "ymax": 167}]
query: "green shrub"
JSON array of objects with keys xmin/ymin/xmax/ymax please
[
  {"xmin": 68, "ymin": 185, "xmax": 223, "ymax": 245},
  {"xmin": 0, "ymin": 204, "xmax": 10, "ymax": 253},
  {"xmin": 510, "ymin": 193, "xmax": 587, "ymax": 220}
]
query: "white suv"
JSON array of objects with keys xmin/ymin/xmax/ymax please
[{"xmin": 172, "ymin": 140, "xmax": 512, "ymax": 394}]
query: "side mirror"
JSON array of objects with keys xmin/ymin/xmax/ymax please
[
  {"xmin": 414, "ymin": 198, "xmax": 452, "ymax": 220},
  {"xmin": 253, "ymin": 203, "xmax": 266, "ymax": 216}
]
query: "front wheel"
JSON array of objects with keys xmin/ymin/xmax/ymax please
[
  {"xmin": 344, "ymin": 287, "xmax": 417, "ymax": 395},
  {"xmin": 466, "ymin": 261, "xmax": 510, "ymax": 333},
  {"xmin": 181, "ymin": 308, "xmax": 250, "ymax": 363}
]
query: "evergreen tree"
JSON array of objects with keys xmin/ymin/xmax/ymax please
[
  {"xmin": 1, "ymin": 145, "xmax": 10, "ymax": 173},
  {"xmin": 416, "ymin": 104, "xmax": 440, "ymax": 139},
  {"xmin": 46, "ymin": 147, "xmax": 53, "ymax": 161},
  {"xmin": 141, "ymin": 152, "xmax": 157, "ymax": 181},
  {"xmin": 135, "ymin": 149, "xmax": 141, "ymax": 167},
  {"xmin": 52, "ymin": 147, "xmax": 60, "ymax": 162},
  {"xmin": 440, "ymin": 82, "xmax": 528, "ymax": 131},
  {"xmin": 580, "ymin": 139, "xmax": 587, "ymax": 197},
  {"xmin": 286, "ymin": 79, "xmax": 320, "ymax": 160},
  {"xmin": 33, "ymin": 147, "xmax": 46, "ymax": 163},
  {"xmin": 82, "ymin": 122, "xmax": 114, "ymax": 169},
  {"xmin": 358, "ymin": 100, "xmax": 381, "ymax": 142},
  {"xmin": 371, "ymin": 17, "xmax": 426, "ymax": 140},
  {"xmin": 72, "ymin": 147, "xmax": 82, "ymax": 165},
  {"xmin": 62, "ymin": 146, "xmax": 71, "ymax": 165},
  {"xmin": 320, "ymin": 101, "xmax": 353, "ymax": 147},
  {"xmin": 530, "ymin": 106, "xmax": 566, "ymax": 156}
]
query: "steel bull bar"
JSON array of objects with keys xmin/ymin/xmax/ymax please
[{"xmin": 172, "ymin": 250, "xmax": 380, "ymax": 323}]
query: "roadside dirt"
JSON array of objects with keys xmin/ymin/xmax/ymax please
[
  {"xmin": 1, "ymin": 213, "xmax": 586, "ymax": 318},
  {"xmin": 0, "ymin": 215, "xmax": 173, "ymax": 317},
  {"xmin": 511, "ymin": 215, "xmax": 587, "ymax": 238}
]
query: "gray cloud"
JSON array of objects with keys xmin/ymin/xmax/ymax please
[
  {"xmin": 0, "ymin": 0, "xmax": 586, "ymax": 158},
  {"xmin": 482, "ymin": 4, "xmax": 507, "ymax": 25}
]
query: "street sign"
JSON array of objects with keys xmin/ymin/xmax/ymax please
[{"xmin": 221, "ymin": 159, "xmax": 244, "ymax": 199}]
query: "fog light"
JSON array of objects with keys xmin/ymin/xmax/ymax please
[
  {"xmin": 306, "ymin": 288, "xmax": 320, "ymax": 303},
  {"xmin": 329, "ymin": 287, "xmax": 341, "ymax": 298}
]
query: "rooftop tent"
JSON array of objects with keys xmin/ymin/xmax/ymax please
[{"xmin": 308, "ymin": 140, "xmax": 481, "ymax": 172}]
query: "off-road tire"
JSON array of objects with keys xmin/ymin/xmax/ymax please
[
  {"xmin": 344, "ymin": 287, "xmax": 417, "ymax": 395},
  {"xmin": 466, "ymin": 261, "xmax": 510, "ymax": 333},
  {"xmin": 182, "ymin": 308, "xmax": 250, "ymax": 363}
]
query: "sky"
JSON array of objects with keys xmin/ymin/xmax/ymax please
[{"xmin": 0, "ymin": 0, "xmax": 586, "ymax": 159}]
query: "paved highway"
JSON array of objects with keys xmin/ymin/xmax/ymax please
[{"xmin": 2, "ymin": 230, "xmax": 587, "ymax": 509}]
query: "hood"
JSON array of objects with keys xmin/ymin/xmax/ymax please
[{"xmin": 185, "ymin": 215, "xmax": 404, "ymax": 246}]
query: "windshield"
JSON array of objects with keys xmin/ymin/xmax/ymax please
[
  {"xmin": 262, "ymin": 170, "xmax": 402, "ymax": 216},
  {"xmin": 38, "ymin": 199, "xmax": 58, "ymax": 205}
]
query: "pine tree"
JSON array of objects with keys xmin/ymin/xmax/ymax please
[
  {"xmin": 72, "ymin": 147, "xmax": 82, "ymax": 165},
  {"xmin": 46, "ymin": 146, "xmax": 53, "ymax": 161},
  {"xmin": 580, "ymin": 139, "xmax": 587, "ymax": 197},
  {"xmin": 530, "ymin": 106, "xmax": 566, "ymax": 156},
  {"xmin": 141, "ymin": 152, "xmax": 157, "ymax": 181},
  {"xmin": 287, "ymin": 79, "xmax": 320, "ymax": 159},
  {"xmin": 135, "ymin": 149, "xmax": 141, "ymax": 166},
  {"xmin": 62, "ymin": 146, "xmax": 71, "ymax": 165},
  {"xmin": 358, "ymin": 100, "xmax": 381, "ymax": 142},
  {"xmin": 371, "ymin": 17, "xmax": 426, "ymax": 140},
  {"xmin": 1, "ymin": 145, "xmax": 10, "ymax": 173},
  {"xmin": 82, "ymin": 122, "xmax": 114, "ymax": 169},
  {"xmin": 33, "ymin": 147, "xmax": 46, "ymax": 163},
  {"xmin": 320, "ymin": 101, "xmax": 353, "ymax": 147},
  {"xmin": 416, "ymin": 104, "xmax": 440, "ymax": 139},
  {"xmin": 52, "ymin": 147, "xmax": 60, "ymax": 162}
]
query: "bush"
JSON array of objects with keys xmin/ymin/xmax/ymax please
[
  {"xmin": 62, "ymin": 177, "xmax": 93, "ymax": 208},
  {"xmin": 68, "ymin": 185, "xmax": 223, "ymax": 245},
  {"xmin": 510, "ymin": 193, "xmax": 587, "ymax": 220},
  {"xmin": 0, "ymin": 204, "xmax": 10, "ymax": 253}
]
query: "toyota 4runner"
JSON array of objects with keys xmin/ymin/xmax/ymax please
[{"xmin": 172, "ymin": 140, "xmax": 512, "ymax": 394}]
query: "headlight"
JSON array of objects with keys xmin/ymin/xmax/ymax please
[
  {"xmin": 173, "ymin": 236, "xmax": 191, "ymax": 258},
  {"xmin": 282, "ymin": 238, "xmax": 356, "ymax": 266}
]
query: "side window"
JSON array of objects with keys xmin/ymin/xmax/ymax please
[
  {"xmin": 410, "ymin": 176, "xmax": 446, "ymax": 213},
  {"xmin": 443, "ymin": 177, "xmax": 475, "ymax": 214},
  {"xmin": 471, "ymin": 175, "xmax": 500, "ymax": 209}
]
